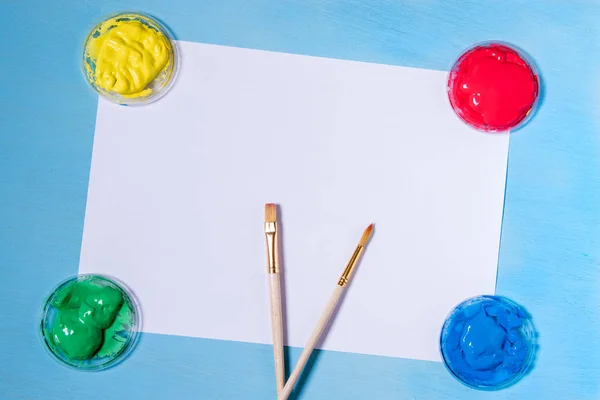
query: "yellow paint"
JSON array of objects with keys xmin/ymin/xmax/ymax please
[{"xmin": 85, "ymin": 16, "xmax": 173, "ymax": 98}]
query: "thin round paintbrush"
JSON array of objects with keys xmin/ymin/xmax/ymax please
[
  {"xmin": 278, "ymin": 224, "xmax": 374, "ymax": 400},
  {"xmin": 265, "ymin": 203, "xmax": 285, "ymax": 396}
]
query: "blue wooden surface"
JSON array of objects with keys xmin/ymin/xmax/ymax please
[{"xmin": 1, "ymin": 0, "xmax": 600, "ymax": 399}]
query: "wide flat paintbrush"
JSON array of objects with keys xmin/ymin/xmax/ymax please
[
  {"xmin": 278, "ymin": 224, "xmax": 374, "ymax": 400},
  {"xmin": 264, "ymin": 203, "xmax": 285, "ymax": 396}
]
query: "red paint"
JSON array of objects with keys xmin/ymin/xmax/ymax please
[{"xmin": 448, "ymin": 43, "xmax": 539, "ymax": 132}]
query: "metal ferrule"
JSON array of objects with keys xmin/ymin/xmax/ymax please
[
  {"xmin": 265, "ymin": 222, "xmax": 279, "ymax": 274},
  {"xmin": 337, "ymin": 246, "xmax": 364, "ymax": 287}
]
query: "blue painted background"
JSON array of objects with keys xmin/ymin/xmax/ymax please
[{"xmin": 2, "ymin": 0, "xmax": 600, "ymax": 398}]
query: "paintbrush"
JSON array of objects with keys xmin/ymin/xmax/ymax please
[
  {"xmin": 278, "ymin": 224, "xmax": 374, "ymax": 400},
  {"xmin": 265, "ymin": 203, "xmax": 285, "ymax": 396}
]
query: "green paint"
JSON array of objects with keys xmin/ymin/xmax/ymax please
[
  {"xmin": 42, "ymin": 275, "xmax": 138, "ymax": 369},
  {"xmin": 95, "ymin": 301, "xmax": 134, "ymax": 358},
  {"xmin": 51, "ymin": 279, "xmax": 123, "ymax": 360}
]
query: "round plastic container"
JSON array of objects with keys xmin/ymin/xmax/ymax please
[
  {"xmin": 439, "ymin": 295, "xmax": 536, "ymax": 390},
  {"xmin": 447, "ymin": 42, "xmax": 540, "ymax": 132},
  {"xmin": 82, "ymin": 12, "xmax": 178, "ymax": 105},
  {"xmin": 39, "ymin": 274, "xmax": 140, "ymax": 371}
]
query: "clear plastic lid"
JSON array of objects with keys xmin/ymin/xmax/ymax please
[
  {"xmin": 39, "ymin": 274, "xmax": 141, "ymax": 371},
  {"xmin": 82, "ymin": 12, "xmax": 179, "ymax": 106},
  {"xmin": 447, "ymin": 42, "xmax": 540, "ymax": 132},
  {"xmin": 439, "ymin": 295, "xmax": 536, "ymax": 390}
]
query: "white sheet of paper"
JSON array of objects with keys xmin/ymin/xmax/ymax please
[{"xmin": 80, "ymin": 41, "xmax": 508, "ymax": 362}]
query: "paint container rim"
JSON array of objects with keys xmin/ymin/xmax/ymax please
[
  {"xmin": 38, "ymin": 273, "xmax": 142, "ymax": 371},
  {"xmin": 81, "ymin": 11, "xmax": 180, "ymax": 106},
  {"xmin": 439, "ymin": 295, "xmax": 536, "ymax": 390},
  {"xmin": 446, "ymin": 40, "xmax": 541, "ymax": 133}
]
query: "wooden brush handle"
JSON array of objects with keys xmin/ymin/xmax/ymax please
[
  {"xmin": 269, "ymin": 273, "xmax": 285, "ymax": 395},
  {"xmin": 279, "ymin": 285, "xmax": 344, "ymax": 400}
]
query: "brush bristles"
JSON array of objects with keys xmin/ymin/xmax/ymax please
[
  {"xmin": 265, "ymin": 203, "xmax": 277, "ymax": 223},
  {"xmin": 359, "ymin": 224, "xmax": 374, "ymax": 246}
]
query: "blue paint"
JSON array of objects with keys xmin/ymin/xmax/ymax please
[
  {"xmin": 441, "ymin": 296, "xmax": 535, "ymax": 390},
  {"xmin": 3, "ymin": 0, "xmax": 600, "ymax": 399}
]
